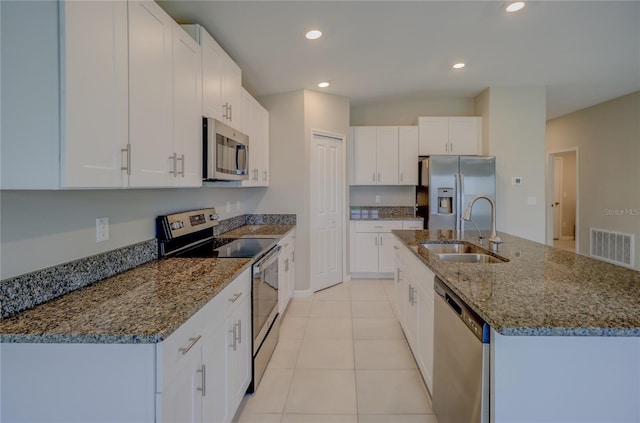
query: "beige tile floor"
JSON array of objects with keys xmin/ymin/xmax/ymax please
[{"xmin": 236, "ymin": 279, "xmax": 436, "ymax": 423}]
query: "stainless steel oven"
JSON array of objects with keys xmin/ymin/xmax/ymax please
[
  {"xmin": 249, "ymin": 244, "xmax": 280, "ymax": 392},
  {"xmin": 156, "ymin": 208, "xmax": 282, "ymax": 394}
]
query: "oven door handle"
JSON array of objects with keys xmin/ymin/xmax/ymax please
[{"xmin": 254, "ymin": 245, "xmax": 281, "ymax": 272}]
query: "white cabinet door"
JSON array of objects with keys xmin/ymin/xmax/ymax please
[
  {"xmin": 171, "ymin": 24, "xmax": 202, "ymax": 187},
  {"xmin": 60, "ymin": 1, "xmax": 128, "ymax": 188},
  {"xmin": 376, "ymin": 127, "xmax": 399, "ymax": 185},
  {"xmin": 398, "ymin": 126, "xmax": 419, "ymax": 185},
  {"xmin": 226, "ymin": 294, "xmax": 252, "ymax": 419},
  {"xmin": 221, "ymin": 56, "xmax": 243, "ymax": 130},
  {"xmin": 200, "ymin": 29, "xmax": 224, "ymax": 121},
  {"xmin": 418, "ymin": 117, "xmax": 449, "ymax": 155},
  {"xmin": 351, "ymin": 232, "xmax": 379, "ymax": 273},
  {"xmin": 419, "ymin": 116, "xmax": 482, "ymax": 156},
  {"xmin": 259, "ymin": 103, "xmax": 270, "ymax": 186},
  {"xmin": 353, "ymin": 127, "xmax": 378, "ymax": 185},
  {"xmin": 378, "ymin": 233, "xmax": 397, "ymax": 273},
  {"xmin": 128, "ymin": 0, "xmax": 173, "ymax": 187},
  {"xmin": 404, "ymin": 277, "xmax": 418, "ymax": 350},
  {"xmin": 416, "ymin": 282, "xmax": 434, "ymax": 393},
  {"xmin": 449, "ymin": 117, "xmax": 481, "ymax": 155},
  {"xmin": 241, "ymin": 88, "xmax": 259, "ymax": 186},
  {"xmin": 202, "ymin": 323, "xmax": 227, "ymax": 423},
  {"xmin": 161, "ymin": 346, "xmax": 203, "ymax": 423}
]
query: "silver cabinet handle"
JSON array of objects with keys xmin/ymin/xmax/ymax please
[
  {"xmin": 222, "ymin": 103, "xmax": 229, "ymax": 120},
  {"xmin": 393, "ymin": 245, "xmax": 399, "ymax": 250},
  {"xmin": 169, "ymin": 153, "xmax": 177, "ymax": 176},
  {"xmin": 177, "ymin": 154, "xmax": 185, "ymax": 177},
  {"xmin": 378, "ymin": 172, "xmax": 381, "ymax": 182},
  {"xmin": 178, "ymin": 335, "xmax": 201, "ymax": 355},
  {"xmin": 235, "ymin": 320, "xmax": 241, "ymax": 344},
  {"xmin": 373, "ymin": 172, "xmax": 376, "ymax": 182},
  {"xmin": 374, "ymin": 237, "xmax": 378, "ymax": 246},
  {"xmin": 229, "ymin": 326, "xmax": 237, "ymax": 351},
  {"xmin": 408, "ymin": 285, "xmax": 412, "ymax": 303},
  {"xmin": 197, "ymin": 364, "xmax": 206, "ymax": 396},
  {"xmin": 400, "ymin": 172, "xmax": 403, "ymax": 182},
  {"xmin": 228, "ymin": 104, "xmax": 233, "ymax": 121},
  {"xmin": 374, "ymin": 225, "xmax": 384, "ymax": 229},
  {"xmin": 380, "ymin": 236, "xmax": 383, "ymax": 246},
  {"xmin": 450, "ymin": 142, "xmax": 453, "ymax": 153},
  {"xmin": 121, "ymin": 144, "xmax": 131, "ymax": 175},
  {"xmin": 228, "ymin": 292, "xmax": 242, "ymax": 303}
]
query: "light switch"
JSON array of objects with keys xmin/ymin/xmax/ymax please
[
  {"xmin": 96, "ymin": 217, "xmax": 109, "ymax": 242},
  {"xmin": 375, "ymin": 195, "xmax": 381, "ymax": 203}
]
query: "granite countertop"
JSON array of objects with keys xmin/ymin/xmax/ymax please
[
  {"xmin": 0, "ymin": 258, "xmax": 251, "ymax": 343},
  {"xmin": 217, "ymin": 224, "xmax": 295, "ymax": 238},
  {"xmin": 393, "ymin": 230, "xmax": 640, "ymax": 337},
  {"xmin": 351, "ymin": 214, "xmax": 422, "ymax": 221},
  {"xmin": 0, "ymin": 224, "xmax": 296, "ymax": 344}
]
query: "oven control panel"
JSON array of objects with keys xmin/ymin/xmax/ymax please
[{"xmin": 158, "ymin": 208, "xmax": 219, "ymax": 240}]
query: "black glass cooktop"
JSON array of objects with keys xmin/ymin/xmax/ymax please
[{"xmin": 179, "ymin": 237, "xmax": 278, "ymax": 259}]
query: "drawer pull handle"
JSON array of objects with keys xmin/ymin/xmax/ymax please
[
  {"xmin": 393, "ymin": 246, "xmax": 399, "ymax": 250},
  {"xmin": 374, "ymin": 226, "xmax": 384, "ymax": 229},
  {"xmin": 179, "ymin": 335, "xmax": 201, "ymax": 355},
  {"xmin": 197, "ymin": 364, "xmax": 206, "ymax": 396},
  {"xmin": 228, "ymin": 293, "xmax": 242, "ymax": 303}
]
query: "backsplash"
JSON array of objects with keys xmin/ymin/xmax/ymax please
[{"xmin": 0, "ymin": 213, "xmax": 296, "ymax": 319}]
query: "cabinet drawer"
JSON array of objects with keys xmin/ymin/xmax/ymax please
[
  {"xmin": 402, "ymin": 220, "xmax": 423, "ymax": 230},
  {"xmin": 354, "ymin": 220, "xmax": 403, "ymax": 233},
  {"xmin": 222, "ymin": 268, "xmax": 251, "ymax": 315}
]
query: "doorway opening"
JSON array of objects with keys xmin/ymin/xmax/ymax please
[{"xmin": 546, "ymin": 148, "xmax": 579, "ymax": 253}]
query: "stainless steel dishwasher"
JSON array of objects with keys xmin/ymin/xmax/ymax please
[{"xmin": 432, "ymin": 276, "xmax": 490, "ymax": 423}]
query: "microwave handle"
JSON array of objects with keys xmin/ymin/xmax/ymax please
[{"xmin": 236, "ymin": 144, "xmax": 247, "ymax": 173}]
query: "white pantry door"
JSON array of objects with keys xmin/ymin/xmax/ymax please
[{"xmin": 310, "ymin": 131, "xmax": 344, "ymax": 292}]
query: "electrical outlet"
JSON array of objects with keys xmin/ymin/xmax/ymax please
[
  {"xmin": 375, "ymin": 195, "xmax": 381, "ymax": 203},
  {"xmin": 96, "ymin": 217, "xmax": 109, "ymax": 242},
  {"xmin": 226, "ymin": 201, "xmax": 231, "ymax": 213}
]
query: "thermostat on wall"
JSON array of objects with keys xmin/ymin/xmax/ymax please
[{"xmin": 512, "ymin": 177, "xmax": 523, "ymax": 186}]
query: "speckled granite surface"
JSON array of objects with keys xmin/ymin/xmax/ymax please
[
  {"xmin": 0, "ymin": 239, "xmax": 157, "ymax": 318},
  {"xmin": 217, "ymin": 224, "xmax": 295, "ymax": 238},
  {"xmin": 350, "ymin": 206, "xmax": 421, "ymax": 221},
  {"xmin": 0, "ymin": 258, "xmax": 251, "ymax": 343},
  {"xmin": 393, "ymin": 230, "xmax": 640, "ymax": 337}
]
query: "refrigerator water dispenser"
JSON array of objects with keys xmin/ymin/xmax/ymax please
[{"xmin": 437, "ymin": 188, "xmax": 454, "ymax": 214}]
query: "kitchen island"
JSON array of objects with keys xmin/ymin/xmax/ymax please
[{"xmin": 393, "ymin": 229, "xmax": 640, "ymax": 423}]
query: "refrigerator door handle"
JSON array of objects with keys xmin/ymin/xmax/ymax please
[
  {"xmin": 459, "ymin": 173, "xmax": 465, "ymax": 233},
  {"xmin": 455, "ymin": 173, "xmax": 460, "ymax": 232}
]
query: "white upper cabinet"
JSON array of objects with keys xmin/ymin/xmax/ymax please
[
  {"xmin": 61, "ymin": 1, "xmax": 129, "ymax": 188},
  {"xmin": 171, "ymin": 23, "xmax": 203, "ymax": 187},
  {"xmin": 418, "ymin": 116, "xmax": 482, "ymax": 156},
  {"xmin": 128, "ymin": 0, "xmax": 174, "ymax": 187},
  {"xmin": 398, "ymin": 126, "xmax": 419, "ymax": 185},
  {"xmin": 375, "ymin": 127, "xmax": 400, "ymax": 185},
  {"xmin": 240, "ymin": 88, "xmax": 269, "ymax": 187},
  {"xmin": 351, "ymin": 126, "xmax": 418, "ymax": 186},
  {"xmin": 183, "ymin": 25, "xmax": 243, "ymax": 131},
  {"xmin": 1, "ymin": 1, "xmax": 203, "ymax": 189},
  {"xmin": 1, "ymin": 1, "xmax": 129, "ymax": 189}
]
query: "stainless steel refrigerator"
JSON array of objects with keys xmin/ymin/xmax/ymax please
[{"xmin": 416, "ymin": 155, "xmax": 496, "ymax": 231}]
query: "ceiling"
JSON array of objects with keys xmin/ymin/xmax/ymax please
[{"xmin": 158, "ymin": 1, "xmax": 640, "ymax": 119}]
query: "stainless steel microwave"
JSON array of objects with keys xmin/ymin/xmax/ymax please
[{"xmin": 203, "ymin": 118, "xmax": 249, "ymax": 181}]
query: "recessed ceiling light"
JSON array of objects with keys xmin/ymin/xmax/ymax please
[
  {"xmin": 505, "ymin": 2, "xmax": 525, "ymax": 13},
  {"xmin": 453, "ymin": 63, "xmax": 465, "ymax": 69},
  {"xmin": 305, "ymin": 30, "xmax": 322, "ymax": 40},
  {"xmin": 318, "ymin": 81, "xmax": 330, "ymax": 88}
]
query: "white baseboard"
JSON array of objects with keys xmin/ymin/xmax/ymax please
[
  {"xmin": 291, "ymin": 288, "xmax": 314, "ymax": 298},
  {"xmin": 559, "ymin": 236, "xmax": 575, "ymax": 240}
]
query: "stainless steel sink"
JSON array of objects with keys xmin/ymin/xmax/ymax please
[
  {"xmin": 436, "ymin": 253, "xmax": 507, "ymax": 264},
  {"xmin": 422, "ymin": 243, "xmax": 483, "ymax": 254},
  {"xmin": 421, "ymin": 242, "xmax": 508, "ymax": 263}
]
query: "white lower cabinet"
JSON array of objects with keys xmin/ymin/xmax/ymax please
[
  {"xmin": 350, "ymin": 220, "xmax": 423, "ymax": 275},
  {"xmin": 1, "ymin": 268, "xmax": 252, "ymax": 423},
  {"xmin": 395, "ymin": 241, "xmax": 435, "ymax": 394},
  {"xmin": 278, "ymin": 230, "xmax": 296, "ymax": 314}
]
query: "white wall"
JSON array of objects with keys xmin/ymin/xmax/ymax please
[
  {"xmin": 257, "ymin": 90, "xmax": 350, "ymax": 291},
  {"xmin": 475, "ymin": 87, "xmax": 547, "ymax": 243},
  {"xmin": 546, "ymin": 91, "xmax": 640, "ymax": 269},
  {"xmin": 350, "ymin": 97, "xmax": 475, "ymax": 126},
  {"xmin": 0, "ymin": 188, "xmax": 263, "ymax": 279},
  {"xmin": 349, "ymin": 186, "xmax": 415, "ymax": 207}
]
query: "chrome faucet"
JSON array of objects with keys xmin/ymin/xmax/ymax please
[{"xmin": 462, "ymin": 195, "xmax": 503, "ymax": 245}]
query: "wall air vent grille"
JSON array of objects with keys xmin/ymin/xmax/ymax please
[{"xmin": 590, "ymin": 228, "xmax": 634, "ymax": 268}]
